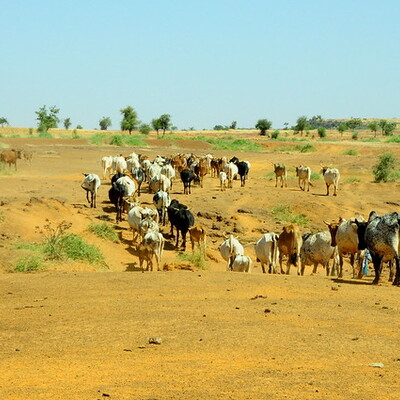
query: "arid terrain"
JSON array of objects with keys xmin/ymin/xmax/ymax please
[{"xmin": 0, "ymin": 130, "xmax": 399, "ymax": 399}]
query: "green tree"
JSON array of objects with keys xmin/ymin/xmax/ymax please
[
  {"xmin": 230, "ymin": 121, "xmax": 237, "ymax": 130},
  {"xmin": 99, "ymin": 117, "xmax": 112, "ymax": 131},
  {"xmin": 383, "ymin": 122, "xmax": 396, "ymax": 136},
  {"xmin": 368, "ymin": 121, "xmax": 378, "ymax": 137},
  {"xmin": 337, "ymin": 124, "xmax": 347, "ymax": 137},
  {"xmin": 35, "ymin": 105, "xmax": 60, "ymax": 132},
  {"xmin": 0, "ymin": 117, "xmax": 9, "ymax": 126},
  {"xmin": 151, "ymin": 118, "xmax": 162, "ymax": 136},
  {"xmin": 158, "ymin": 114, "xmax": 172, "ymax": 135},
  {"xmin": 378, "ymin": 119, "xmax": 387, "ymax": 135},
  {"xmin": 64, "ymin": 118, "xmax": 71, "ymax": 130},
  {"xmin": 346, "ymin": 118, "xmax": 362, "ymax": 130},
  {"xmin": 138, "ymin": 123, "xmax": 151, "ymax": 134},
  {"xmin": 120, "ymin": 106, "xmax": 139, "ymax": 134},
  {"xmin": 317, "ymin": 127, "xmax": 326, "ymax": 138},
  {"xmin": 372, "ymin": 153, "xmax": 397, "ymax": 182},
  {"xmin": 76, "ymin": 124, "xmax": 83, "ymax": 129},
  {"xmin": 295, "ymin": 116, "xmax": 308, "ymax": 136},
  {"xmin": 255, "ymin": 119, "xmax": 272, "ymax": 136}
]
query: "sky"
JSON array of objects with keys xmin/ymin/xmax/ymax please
[{"xmin": 1, "ymin": 0, "xmax": 400, "ymax": 130}]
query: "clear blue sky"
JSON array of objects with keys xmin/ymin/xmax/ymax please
[{"xmin": 2, "ymin": 0, "xmax": 400, "ymax": 130}]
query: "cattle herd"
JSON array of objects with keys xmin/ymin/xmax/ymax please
[{"xmin": 73, "ymin": 150, "xmax": 400, "ymax": 287}]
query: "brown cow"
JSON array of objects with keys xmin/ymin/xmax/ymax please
[
  {"xmin": 189, "ymin": 225, "xmax": 207, "ymax": 252},
  {"xmin": 277, "ymin": 224, "xmax": 302, "ymax": 274},
  {"xmin": 194, "ymin": 158, "xmax": 209, "ymax": 188},
  {"xmin": 273, "ymin": 163, "xmax": 287, "ymax": 188},
  {"xmin": 0, "ymin": 149, "xmax": 22, "ymax": 170}
]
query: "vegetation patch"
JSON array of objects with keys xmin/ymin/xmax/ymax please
[
  {"xmin": 88, "ymin": 222, "xmax": 120, "ymax": 242},
  {"xmin": 386, "ymin": 135, "xmax": 400, "ymax": 143},
  {"xmin": 60, "ymin": 233, "xmax": 105, "ymax": 265},
  {"xmin": 38, "ymin": 131, "xmax": 53, "ymax": 138},
  {"xmin": 341, "ymin": 149, "xmax": 359, "ymax": 156},
  {"xmin": 90, "ymin": 133, "xmax": 147, "ymax": 147},
  {"xmin": 271, "ymin": 205, "xmax": 310, "ymax": 226},
  {"xmin": 275, "ymin": 143, "xmax": 316, "ymax": 153},
  {"xmin": 14, "ymin": 255, "xmax": 44, "ymax": 273},
  {"xmin": 361, "ymin": 137, "xmax": 381, "ymax": 142},
  {"xmin": 177, "ymin": 248, "xmax": 208, "ymax": 270},
  {"xmin": 310, "ymin": 172, "xmax": 321, "ymax": 181},
  {"xmin": 343, "ymin": 177, "xmax": 361, "ymax": 184},
  {"xmin": 372, "ymin": 153, "xmax": 398, "ymax": 182}
]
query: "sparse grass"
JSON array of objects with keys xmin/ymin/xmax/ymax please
[
  {"xmin": 386, "ymin": 135, "xmax": 400, "ymax": 143},
  {"xmin": 37, "ymin": 131, "xmax": 53, "ymax": 138},
  {"xmin": 177, "ymin": 248, "xmax": 208, "ymax": 270},
  {"xmin": 341, "ymin": 149, "xmax": 359, "ymax": 156},
  {"xmin": 275, "ymin": 143, "xmax": 316, "ymax": 153},
  {"xmin": 88, "ymin": 222, "xmax": 120, "ymax": 242},
  {"xmin": 271, "ymin": 205, "xmax": 310, "ymax": 227},
  {"xmin": 0, "ymin": 163, "xmax": 16, "ymax": 176},
  {"xmin": 343, "ymin": 177, "xmax": 361, "ymax": 184},
  {"xmin": 361, "ymin": 137, "xmax": 381, "ymax": 142},
  {"xmin": 212, "ymin": 138, "xmax": 261, "ymax": 152},
  {"xmin": 60, "ymin": 233, "xmax": 105, "ymax": 265},
  {"xmin": 14, "ymin": 255, "xmax": 44, "ymax": 272},
  {"xmin": 14, "ymin": 242, "xmax": 43, "ymax": 252},
  {"xmin": 310, "ymin": 172, "xmax": 321, "ymax": 181},
  {"xmin": 90, "ymin": 133, "xmax": 147, "ymax": 147}
]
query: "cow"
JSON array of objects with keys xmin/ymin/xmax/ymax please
[
  {"xmin": 189, "ymin": 225, "xmax": 207, "ymax": 252},
  {"xmin": 219, "ymin": 234, "xmax": 244, "ymax": 270},
  {"xmin": 127, "ymin": 205, "xmax": 158, "ymax": 242},
  {"xmin": 0, "ymin": 149, "xmax": 22, "ymax": 170},
  {"xmin": 171, "ymin": 153, "xmax": 187, "ymax": 174},
  {"xmin": 153, "ymin": 190, "xmax": 171, "ymax": 225},
  {"xmin": 81, "ymin": 173, "xmax": 101, "ymax": 208},
  {"xmin": 108, "ymin": 175, "xmax": 136, "ymax": 222},
  {"xmin": 273, "ymin": 164, "xmax": 287, "ymax": 188},
  {"xmin": 149, "ymin": 174, "xmax": 171, "ymax": 193},
  {"xmin": 194, "ymin": 158, "xmax": 209, "ymax": 188},
  {"xmin": 355, "ymin": 211, "xmax": 400, "ymax": 286},
  {"xmin": 324, "ymin": 216, "xmax": 365, "ymax": 278},
  {"xmin": 130, "ymin": 167, "xmax": 145, "ymax": 197},
  {"xmin": 236, "ymin": 161, "xmax": 250, "ymax": 187},
  {"xmin": 160, "ymin": 163, "xmax": 176, "ymax": 188},
  {"xmin": 254, "ymin": 232, "xmax": 280, "ymax": 274},
  {"xmin": 141, "ymin": 230, "xmax": 165, "ymax": 271},
  {"xmin": 300, "ymin": 231, "xmax": 338, "ymax": 276},
  {"xmin": 101, "ymin": 156, "xmax": 114, "ymax": 179},
  {"xmin": 180, "ymin": 169, "xmax": 196, "ymax": 194},
  {"xmin": 167, "ymin": 199, "xmax": 195, "ymax": 249},
  {"xmin": 112, "ymin": 155, "xmax": 127, "ymax": 174},
  {"xmin": 224, "ymin": 162, "xmax": 238, "ymax": 189},
  {"xmin": 219, "ymin": 171, "xmax": 227, "ymax": 191},
  {"xmin": 231, "ymin": 255, "xmax": 252, "ymax": 273},
  {"xmin": 321, "ymin": 166, "xmax": 340, "ymax": 196},
  {"xmin": 295, "ymin": 165, "xmax": 312, "ymax": 192},
  {"xmin": 277, "ymin": 224, "xmax": 302, "ymax": 274}
]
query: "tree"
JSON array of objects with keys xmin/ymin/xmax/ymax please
[
  {"xmin": 337, "ymin": 124, "xmax": 347, "ymax": 137},
  {"xmin": 255, "ymin": 119, "xmax": 272, "ymax": 136},
  {"xmin": 99, "ymin": 117, "xmax": 112, "ymax": 131},
  {"xmin": 383, "ymin": 122, "xmax": 396, "ymax": 136},
  {"xmin": 64, "ymin": 118, "xmax": 71, "ymax": 130},
  {"xmin": 317, "ymin": 127, "xmax": 326, "ymax": 138},
  {"xmin": 295, "ymin": 116, "xmax": 308, "ymax": 136},
  {"xmin": 158, "ymin": 114, "xmax": 171, "ymax": 135},
  {"xmin": 0, "ymin": 117, "xmax": 9, "ymax": 126},
  {"xmin": 378, "ymin": 120, "xmax": 387, "ymax": 135},
  {"xmin": 230, "ymin": 121, "xmax": 237, "ymax": 130},
  {"xmin": 120, "ymin": 106, "xmax": 139, "ymax": 134},
  {"xmin": 372, "ymin": 153, "xmax": 397, "ymax": 182},
  {"xmin": 35, "ymin": 105, "xmax": 60, "ymax": 132},
  {"xmin": 283, "ymin": 122, "xmax": 289, "ymax": 130},
  {"xmin": 138, "ymin": 123, "xmax": 151, "ymax": 134},
  {"xmin": 346, "ymin": 118, "xmax": 362, "ymax": 130},
  {"xmin": 368, "ymin": 121, "xmax": 378, "ymax": 137},
  {"xmin": 151, "ymin": 118, "xmax": 161, "ymax": 136},
  {"xmin": 76, "ymin": 124, "xmax": 83, "ymax": 129}
]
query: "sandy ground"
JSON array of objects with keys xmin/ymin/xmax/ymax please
[{"xmin": 0, "ymin": 132, "xmax": 400, "ymax": 399}]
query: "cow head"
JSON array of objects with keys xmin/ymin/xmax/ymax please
[
  {"xmin": 354, "ymin": 219, "xmax": 368, "ymax": 250},
  {"xmin": 324, "ymin": 221, "xmax": 340, "ymax": 247}
]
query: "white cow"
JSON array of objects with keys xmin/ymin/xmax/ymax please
[
  {"xmin": 113, "ymin": 156, "xmax": 127, "ymax": 174},
  {"xmin": 224, "ymin": 162, "xmax": 239, "ymax": 189},
  {"xmin": 149, "ymin": 174, "xmax": 171, "ymax": 193},
  {"xmin": 300, "ymin": 231, "xmax": 338, "ymax": 276},
  {"xmin": 101, "ymin": 156, "xmax": 114, "ymax": 180},
  {"xmin": 219, "ymin": 235, "xmax": 244, "ymax": 270},
  {"xmin": 255, "ymin": 232, "xmax": 280, "ymax": 273},
  {"xmin": 321, "ymin": 166, "xmax": 340, "ymax": 196},
  {"xmin": 219, "ymin": 171, "xmax": 227, "ymax": 191},
  {"xmin": 81, "ymin": 173, "xmax": 101, "ymax": 208},
  {"xmin": 153, "ymin": 190, "xmax": 171, "ymax": 225},
  {"xmin": 141, "ymin": 230, "xmax": 165, "ymax": 271},
  {"xmin": 295, "ymin": 165, "xmax": 312, "ymax": 192},
  {"xmin": 231, "ymin": 255, "xmax": 252, "ymax": 272}
]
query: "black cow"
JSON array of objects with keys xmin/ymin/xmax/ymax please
[
  {"xmin": 167, "ymin": 199, "xmax": 195, "ymax": 249},
  {"xmin": 356, "ymin": 211, "xmax": 400, "ymax": 286},
  {"xmin": 180, "ymin": 168, "xmax": 196, "ymax": 195}
]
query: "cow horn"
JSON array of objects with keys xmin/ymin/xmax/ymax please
[{"xmin": 323, "ymin": 220, "xmax": 330, "ymax": 225}]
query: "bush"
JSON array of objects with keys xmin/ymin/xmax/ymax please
[
  {"xmin": 271, "ymin": 130, "xmax": 280, "ymax": 139},
  {"xmin": 372, "ymin": 153, "xmax": 398, "ymax": 182},
  {"xmin": 317, "ymin": 127, "xmax": 326, "ymax": 138},
  {"xmin": 139, "ymin": 123, "xmax": 151, "ymax": 134},
  {"xmin": 88, "ymin": 223, "xmax": 120, "ymax": 242},
  {"xmin": 110, "ymin": 135, "xmax": 124, "ymax": 146},
  {"xmin": 177, "ymin": 248, "xmax": 207, "ymax": 270},
  {"xmin": 72, "ymin": 129, "xmax": 80, "ymax": 139},
  {"xmin": 352, "ymin": 131, "xmax": 359, "ymax": 140},
  {"xmin": 342, "ymin": 149, "xmax": 358, "ymax": 156},
  {"xmin": 60, "ymin": 233, "xmax": 105, "ymax": 265},
  {"xmin": 271, "ymin": 205, "xmax": 310, "ymax": 226},
  {"xmin": 14, "ymin": 255, "xmax": 44, "ymax": 272},
  {"xmin": 38, "ymin": 130, "xmax": 53, "ymax": 138}
]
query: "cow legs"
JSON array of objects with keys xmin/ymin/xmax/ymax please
[
  {"xmin": 338, "ymin": 254, "xmax": 344, "ymax": 278},
  {"xmin": 392, "ymin": 255, "xmax": 400, "ymax": 286},
  {"xmin": 326, "ymin": 183, "xmax": 330, "ymax": 196},
  {"xmin": 371, "ymin": 253, "xmax": 383, "ymax": 284}
]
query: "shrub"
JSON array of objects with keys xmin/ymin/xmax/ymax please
[
  {"xmin": 386, "ymin": 135, "xmax": 400, "ymax": 143},
  {"xmin": 372, "ymin": 153, "xmax": 398, "ymax": 182},
  {"xmin": 60, "ymin": 233, "xmax": 105, "ymax": 265},
  {"xmin": 317, "ymin": 127, "xmax": 326, "ymax": 138},
  {"xmin": 271, "ymin": 205, "xmax": 310, "ymax": 226},
  {"xmin": 38, "ymin": 130, "xmax": 53, "ymax": 138},
  {"xmin": 14, "ymin": 255, "xmax": 44, "ymax": 272},
  {"xmin": 72, "ymin": 129, "xmax": 80, "ymax": 139},
  {"xmin": 110, "ymin": 135, "xmax": 124, "ymax": 146},
  {"xmin": 177, "ymin": 248, "xmax": 207, "ymax": 270},
  {"xmin": 351, "ymin": 131, "xmax": 359, "ymax": 140},
  {"xmin": 271, "ymin": 130, "xmax": 280, "ymax": 139},
  {"xmin": 342, "ymin": 149, "xmax": 358, "ymax": 156},
  {"xmin": 139, "ymin": 123, "xmax": 151, "ymax": 134},
  {"xmin": 40, "ymin": 220, "xmax": 72, "ymax": 260},
  {"xmin": 88, "ymin": 223, "xmax": 120, "ymax": 242}
]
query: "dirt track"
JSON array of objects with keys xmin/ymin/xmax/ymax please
[{"xmin": 0, "ymin": 133, "xmax": 400, "ymax": 399}]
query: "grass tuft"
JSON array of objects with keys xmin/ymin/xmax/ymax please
[
  {"xmin": 14, "ymin": 255, "xmax": 44, "ymax": 272},
  {"xmin": 271, "ymin": 205, "xmax": 310, "ymax": 226},
  {"xmin": 88, "ymin": 223, "xmax": 120, "ymax": 242},
  {"xmin": 177, "ymin": 248, "xmax": 208, "ymax": 270},
  {"xmin": 341, "ymin": 149, "xmax": 359, "ymax": 156}
]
